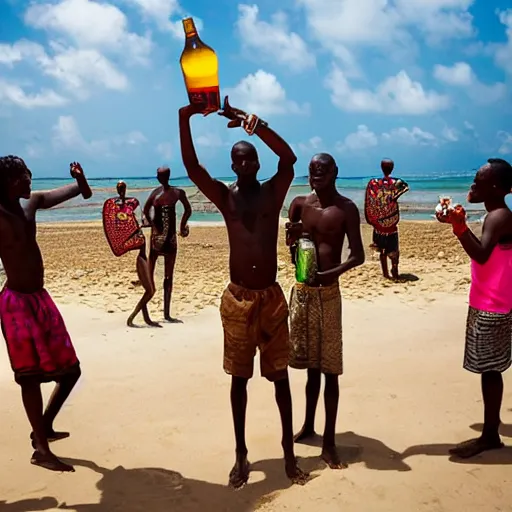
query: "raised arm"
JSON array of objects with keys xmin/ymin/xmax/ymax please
[
  {"xmin": 317, "ymin": 201, "xmax": 365, "ymax": 278},
  {"xmin": 32, "ymin": 162, "xmax": 91, "ymax": 210},
  {"xmin": 179, "ymin": 105, "xmax": 228, "ymax": 210},
  {"xmin": 179, "ymin": 188, "xmax": 192, "ymax": 236}
]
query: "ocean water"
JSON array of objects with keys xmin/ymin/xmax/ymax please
[{"xmin": 31, "ymin": 173, "xmax": 483, "ymax": 224}]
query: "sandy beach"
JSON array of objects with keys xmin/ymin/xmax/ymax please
[{"xmin": 1, "ymin": 220, "xmax": 511, "ymax": 511}]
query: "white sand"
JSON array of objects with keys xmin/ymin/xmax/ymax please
[{"xmin": 0, "ymin": 292, "xmax": 511, "ymax": 511}]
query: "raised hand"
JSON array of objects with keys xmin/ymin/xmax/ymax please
[
  {"xmin": 179, "ymin": 103, "xmax": 206, "ymax": 118},
  {"xmin": 69, "ymin": 162, "xmax": 84, "ymax": 179},
  {"xmin": 218, "ymin": 96, "xmax": 247, "ymax": 128}
]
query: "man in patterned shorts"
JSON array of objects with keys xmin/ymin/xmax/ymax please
[
  {"xmin": 436, "ymin": 158, "xmax": 512, "ymax": 458},
  {"xmin": 0, "ymin": 156, "xmax": 92, "ymax": 472},
  {"xmin": 286, "ymin": 153, "xmax": 365, "ymax": 468}
]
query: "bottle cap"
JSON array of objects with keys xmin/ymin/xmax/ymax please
[{"xmin": 182, "ymin": 17, "xmax": 197, "ymax": 35}]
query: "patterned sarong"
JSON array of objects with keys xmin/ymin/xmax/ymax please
[
  {"xmin": 289, "ymin": 282, "xmax": 343, "ymax": 375},
  {"xmin": 0, "ymin": 288, "xmax": 80, "ymax": 383},
  {"xmin": 103, "ymin": 197, "xmax": 145, "ymax": 257},
  {"xmin": 464, "ymin": 307, "xmax": 512, "ymax": 374}
]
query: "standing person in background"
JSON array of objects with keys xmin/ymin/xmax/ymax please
[
  {"xmin": 143, "ymin": 167, "xmax": 192, "ymax": 323},
  {"xmin": 435, "ymin": 158, "xmax": 512, "ymax": 458},
  {"xmin": 286, "ymin": 153, "xmax": 365, "ymax": 469},
  {"xmin": 179, "ymin": 97, "xmax": 309, "ymax": 489},
  {"xmin": 0, "ymin": 156, "xmax": 91, "ymax": 472},
  {"xmin": 364, "ymin": 159, "xmax": 409, "ymax": 279}
]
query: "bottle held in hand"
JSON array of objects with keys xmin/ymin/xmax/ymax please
[
  {"xmin": 180, "ymin": 17, "xmax": 220, "ymax": 114},
  {"xmin": 295, "ymin": 238, "xmax": 318, "ymax": 285}
]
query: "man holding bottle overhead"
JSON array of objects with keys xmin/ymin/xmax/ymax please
[
  {"xmin": 179, "ymin": 97, "xmax": 309, "ymax": 489},
  {"xmin": 286, "ymin": 153, "xmax": 365, "ymax": 469}
]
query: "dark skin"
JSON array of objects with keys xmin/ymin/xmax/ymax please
[
  {"xmin": 368, "ymin": 159, "xmax": 408, "ymax": 279},
  {"xmin": 143, "ymin": 167, "xmax": 191, "ymax": 323},
  {"xmin": 114, "ymin": 181, "xmax": 159, "ymax": 328},
  {"xmin": 285, "ymin": 153, "xmax": 365, "ymax": 469},
  {"xmin": 0, "ymin": 161, "xmax": 91, "ymax": 472},
  {"xmin": 436, "ymin": 162, "xmax": 512, "ymax": 458},
  {"xmin": 179, "ymin": 96, "xmax": 309, "ymax": 489}
]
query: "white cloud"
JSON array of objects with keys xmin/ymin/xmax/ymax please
[
  {"xmin": 433, "ymin": 61, "xmax": 506, "ymax": 104},
  {"xmin": 495, "ymin": 10, "xmax": 512, "ymax": 75},
  {"xmin": 298, "ymin": 136, "xmax": 324, "ymax": 153},
  {"xmin": 225, "ymin": 70, "xmax": 309, "ymax": 116},
  {"xmin": 298, "ymin": 0, "xmax": 474, "ymax": 70},
  {"xmin": 236, "ymin": 4, "xmax": 315, "ymax": 72},
  {"xmin": 337, "ymin": 125, "xmax": 378, "ymax": 152},
  {"xmin": 433, "ymin": 62, "xmax": 472, "ymax": 86},
  {"xmin": 325, "ymin": 66, "xmax": 449, "ymax": 115},
  {"xmin": 382, "ymin": 127, "xmax": 438, "ymax": 146},
  {"xmin": 442, "ymin": 126, "xmax": 459, "ymax": 142},
  {"xmin": 0, "ymin": 79, "xmax": 68, "ymax": 109},
  {"xmin": 196, "ymin": 133, "xmax": 224, "ymax": 148},
  {"xmin": 497, "ymin": 131, "xmax": 512, "ymax": 155},
  {"xmin": 25, "ymin": 0, "xmax": 152, "ymax": 64},
  {"xmin": 157, "ymin": 142, "xmax": 173, "ymax": 160},
  {"xmin": 52, "ymin": 115, "xmax": 146, "ymax": 155}
]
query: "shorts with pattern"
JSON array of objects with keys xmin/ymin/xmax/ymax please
[
  {"xmin": 220, "ymin": 282, "xmax": 289, "ymax": 380},
  {"xmin": 464, "ymin": 306, "xmax": 512, "ymax": 374},
  {"xmin": 289, "ymin": 282, "xmax": 343, "ymax": 375}
]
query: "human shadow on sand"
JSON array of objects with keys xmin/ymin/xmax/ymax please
[
  {"xmin": 395, "ymin": 273, "xmax": 419, "ymax": 283},
  {"xmin": 0, "ymin": 497, "xmax": 59, "ymax": 511},
  {"xmin": 295, "ymin": 431, "xmax": 411, "ymax": 472},
  {"xmin": 57, "ymin": 456, "xmax": 321, "ymax": 512}
]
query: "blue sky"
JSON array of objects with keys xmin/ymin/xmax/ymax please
[{"xmin": 0, "ymin": 0, "xmax": 511, "ymax": 179}]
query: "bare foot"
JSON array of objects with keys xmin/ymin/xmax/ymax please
[
  {"xmin": 449, "ymin": 436, "xmax": 504, "ymax": 459},
  {"xmin": 321, "ymin": 445, "xmax": 347, "ymax": 469},
  {"xmin": 145, "ymin": 320, "xmax": 163, "ymax": 328},
  {"xmin": 285, "ymin": 458, "xmax": 310, "ymax": 485},
  {"xmin": 164, "ymin": 316, "xmax": 183, "ymax": 324},
  {"xmin": 229, "ymin": 453, "xmax": 250, "ymax": 489},
  {"xmin": 30, "ymin": 450, "xmax": 75, "ymax": 472},
  {"xmin": 294, "ymin": 426, "xmax": 317, "ymax": 443}
]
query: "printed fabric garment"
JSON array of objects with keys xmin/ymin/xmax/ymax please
[
  {"xmin": 220, "ymin": 282, "xmax": 289, "ymax": 380},
  {"xmin": 151, "ymin": 205, "xmax": 178, "ymax": 255},
  {"xmin": 364, "ymin": 177, "xmax": 409, "ymax": 235},
  {"xmin": 103, "ymin": 197, "xmax": 145, "ymax": 257},
  {"xmin": 464, "ymin": 306, "xmax": 512, "ymax": 374},
  {"xmin": 0, "ymin": 288, "xmax": 80, "ymax": 383},
  {"xmin": 289, "ymin": 282, "xmax": 343, "ymax": 375},
  {"xmin": 372, "ymin": 230, "xmax": 399, "ymax": 256}
]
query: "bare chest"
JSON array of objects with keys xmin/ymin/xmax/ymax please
[{"xmin": 302, "ymin": 202, "xmax": 345, "ymax": 237}]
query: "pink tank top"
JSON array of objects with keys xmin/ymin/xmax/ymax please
[{"xmin": 469, "ymin": 244, "xmax": 512, "ymax": 313}]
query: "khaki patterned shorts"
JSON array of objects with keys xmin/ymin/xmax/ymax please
[{"xmin": 289, "ymin": 282, "xmax": 343, "ymax": 375}]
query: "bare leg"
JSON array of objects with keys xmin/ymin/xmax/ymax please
[
  {"xmin": 450, "ymin": 371, "xmax": 504, "ymax": 458},
  {"xmin": 379, "ymin": 252, "xmax": 390, "ymax": 279},
  {"xmin": 163, "ymin": 250, "xmax": 181, "ymax": 323},
  {"xmin": 390, "ymin": 252, "xmax": 399, "ymax": 280},
  {"xmin": 321, "ymin": 374, "xmax": 345, "ymax": 469},
  {"xmin": 294, "ymin": 368, "xmax": 321, "ymax": 442},
  {"xmin": 21, "ymin": 378, "xmax": 74, "ymax": 472},
  {"xmin": 229, "ymin": 376, "xmax": 250, "ymax": 489},
  {"xmin": 274, "ymin": 376, "xmax": 310, "ymax": 485},
  {"xmin": 127, "ymin": 248, "xmax": 160, "ymax": 327}
]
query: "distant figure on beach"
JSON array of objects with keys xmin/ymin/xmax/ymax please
[
  {"xmin": 364, "ymin": 159, "xmax": 409, "ymax": 279},
  {"xmin": 179, "ymin": 97, "xmax": 309, "ymax": 489},
  {"xmin": 0, "ymin": 156, "xmax": 92, "ymax": 472},
  {"xmin": 286, "ymin": 153, "xmax": 365, "ymax": 469},
  {"xmin": 435, "ymin": 158, "xmax": 512, "ymax": 458},
  {"xmin": 102, "ymin": 181, "xmax": 158, "ymax": 327},
  {"xmin": 143, "ymin": 167, "xmax": 191, "ymax": 322}
]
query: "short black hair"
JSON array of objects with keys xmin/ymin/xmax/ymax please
[
  {"xmin": 231, "ymin": 141, "xmax": 257, "ymax": 159},
  {"xmin": 488, "ymin": 158, "xmax": 512, "ymax": 191},
  {"xmin": 311, "ymin": 153, "xmax": 336, "ymax": 167},
  {"xmin": 0, "ymin": 155, "xmax": 30, "ymax": 197}
]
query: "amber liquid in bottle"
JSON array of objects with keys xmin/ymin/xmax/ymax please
[{"xmin": 180, "ymin": 17, "xmax": 220, "ymax": 113}]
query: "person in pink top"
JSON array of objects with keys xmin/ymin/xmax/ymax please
[{"xmin": 437, "ymin": 158, "xmax": 512, "ymax": 458}]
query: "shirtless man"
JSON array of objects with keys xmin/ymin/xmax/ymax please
[
  {"xmin": 179, "ymin": 97, "xmax": 308, "ymax": 489},
  {"xmin": 433, "ymin": 158, "xmax": 512, "ymax": 458},
  {"xmin": 286, "ymin": 153, "xmax": 365, "ymax": 468},
  {"xmin": 143, "ymin": 167, "xmax": 192, "ymax": 322},
  {"xmin": 0, "ymin": 156, "xmax": 92, "ymax": 472}
]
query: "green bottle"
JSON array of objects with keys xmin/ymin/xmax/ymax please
[{"xmin": 295, "ymin": 237, "xmax": 317, "ymax": 285}]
